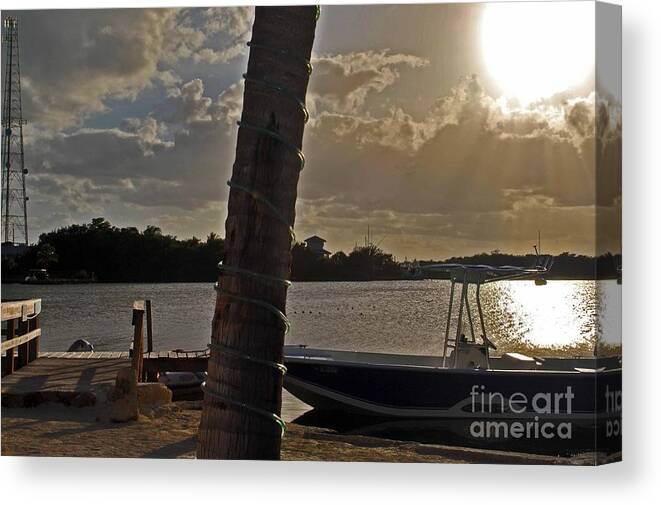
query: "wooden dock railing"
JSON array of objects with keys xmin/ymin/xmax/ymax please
[{"xmin": 1, "ymin": 299, "xmax": 42, "ymax": 376}]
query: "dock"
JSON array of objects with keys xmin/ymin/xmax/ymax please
[
  {"xmin": 2, "ymin": 298, "xmax": 207, "ymax": 406},
  {"xmin": 1, "ymin": 299, "xmax": 310, "ymax": 419},
  {"xmin": 1, "ymin": 351, "xmax": 208, "ymax": 405},
  {"xmin": 1, "ymin": 355, "xmax": 130, "ymax": 407}
]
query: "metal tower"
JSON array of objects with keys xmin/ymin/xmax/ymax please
[{"xmin": 2, "ymin": 16, "xmax": 28, "ymax": 245}]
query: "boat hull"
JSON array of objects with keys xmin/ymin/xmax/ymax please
[
  {"xmin": 283, "ymin": 347, "xmax": 622, "ymax": 453},
  {"xmin": 283, "ymin": 347, "xmax": 622, "ymax": 424}
]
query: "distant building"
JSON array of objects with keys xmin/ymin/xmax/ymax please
[{"xmin": 304, "ymin": 235, "xmax": 331, "ymax": 257}]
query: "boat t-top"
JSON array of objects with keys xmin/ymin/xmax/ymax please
[{"xmin": 429, "ymin": 256, "xmax": 554, "ymax": 369}]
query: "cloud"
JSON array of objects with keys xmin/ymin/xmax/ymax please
[
  {"xmin": 161, "ymin": 78, "xmax": 215, "ymax": 124},
  {"xmin": 311, "ymin": 107, "xmax": 429, "ymax": 151},
  {"xmin": 202, "ymin": 6, "xmax": 252, "ymax": 37},
  {"xmin": 31, "ymin": 174, "xmax": 111, "ymax": 214},
  {"xmin": 565, "ymin": 99, "xmax": 592, "ymax": 138},
  {"xmin": 26, "ymin": 77, "xmax": 239, "ymax": 223},
  {"xmin": 152, "ymin": 78, "xmax": 244, "ymax": 126},
  {"xmin": 161, "ymin": 7, "xmax": 253, "ymax": 65},
  {"xmin": 27, "ymin": 67, "xmax": 618, "ymax": 255},
  {"xmin": 296, "ymin": 74, "xmax": 621, "ymax": 256},
  {"xmin": 9, "ymin": 6, "xmax": 620, "ymax": 256},
  {"xmin": 16, "ymin": 10, "xmax": 174, "ymax": 131},
  {"xmin": 10, "ymin": 7, "xmax": 252, "ymax": 133},
  {"xmin": 309, "ymin": 50, "xmax": 429, "ymax": 114},
  {"xmin": 595, "ymin": 94, "xmax": 622, "ymax": 219}
]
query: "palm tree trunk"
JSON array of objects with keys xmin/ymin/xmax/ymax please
[{"xmin": 197, "ymin": 5, "xmax": 318, "ymax": 460}]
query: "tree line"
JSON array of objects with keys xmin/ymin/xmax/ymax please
[
  {"xmin": 2, "ymin": 218, "xmax": 224, "ymax": 282},
  {"xmin": 1, "ymin": 218, "xmax": 621, "ymax": 282}
]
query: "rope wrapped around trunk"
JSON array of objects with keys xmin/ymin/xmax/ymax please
[{"xmin": 203, "ymin": 8, "xmax": 320, "ymax": 436}]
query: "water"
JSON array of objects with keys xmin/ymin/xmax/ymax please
[{"xmin": 1, "ymin": 279, "xmax": 620, "ymax": 355}]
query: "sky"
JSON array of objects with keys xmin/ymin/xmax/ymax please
[{"xmin": 3, "ymin": 2, "xmax": 621, "ymax": 259}]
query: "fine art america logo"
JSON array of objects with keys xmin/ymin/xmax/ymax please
[
  {"xmin": 605, "ymin": 385, "xmax": 622, "ymax": 438},
  {"xmin": 468, "ymin": 385, "xmax": 575, "ymax": 440}
]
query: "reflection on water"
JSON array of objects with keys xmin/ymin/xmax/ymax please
[
  {"xmin": 596, "ymin": 279, "xmax": 622, "ymax": 353},
  {"xmin": 1, "ymin": 279, "xmax": 620, "ymax": 356},
  {"xmin": 481, "ymin": 280, "xmax": 598, "ymax": 354},
  {"xmin": 286, "ymin": 279, "xmax": 620, "ymax": 357}
]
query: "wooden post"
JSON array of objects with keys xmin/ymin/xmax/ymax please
[
  {"xmin": 145, "ymin": 299, "xmax": 153, "ymax": 354},
  {"xmin": 28, "ymin": 314, "xmax": 40, "ymax": 362},
  {"xmin": 5, "ymin": 319, "xmax": 16, "ymax": 375},
  {"xmin": 131, "ymin": 302, "xmax": 145, "ymax": 381},
  {"xmin": 16, "ymin": 319, "xmax": 29, "ymax": 369}
]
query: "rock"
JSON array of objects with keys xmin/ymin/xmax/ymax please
[
  {"xmin": 113, "ymin": 367, "xmax": 137, "ymax": 398},
  {"xmin": 100, "ymin": 367, "xmax": 139, "ymax": 423},
  {"xmin": 137, "ymin": 382, "xmax": 172, "ymax": 409}
]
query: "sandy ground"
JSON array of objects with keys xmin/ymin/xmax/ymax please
[{"xmin": 0, "ymin": 401, "xmax": 608, "ymax": 464}]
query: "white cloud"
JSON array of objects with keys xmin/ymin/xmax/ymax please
[
  {"xmin": 309, "ymin": 50, "xmax": 429, "ymax": 114},
  {"xmin": 14, "ymin": 7, "xmax": 253, "ymax": 133}
]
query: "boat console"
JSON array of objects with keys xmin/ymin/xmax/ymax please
[{"xmin": 449, "ymin": 338, "xmax": 489, "ymax": 369}]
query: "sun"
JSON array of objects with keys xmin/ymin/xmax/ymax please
[{"xmin": 481, "ymin": 2, "xmax": 594, "ymax": 104}]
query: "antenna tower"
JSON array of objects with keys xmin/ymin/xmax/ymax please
[{"xmin": 2, "ymin": 16, "xmax": 29, "ymax": 245}]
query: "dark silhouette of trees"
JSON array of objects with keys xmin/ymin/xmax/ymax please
[
  {"xmin": 2, "ymin": 218, "xmax": 224, "ymax": 282},
  {"xmin": 35, "ymin": 243, "xmax": 58, "ymax": 269},
  {"xmin": 1, "ymin": 218, "xmax": 621, "ymax": 283}
]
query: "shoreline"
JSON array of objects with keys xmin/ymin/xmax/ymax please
[{"xmin": 0, "ymin": 401, "xmax": 615, "ymax": 464}]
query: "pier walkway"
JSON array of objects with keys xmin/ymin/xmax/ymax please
[
  {"xmin": 1, "ymin": 352, "xmax": 311, "ymax": 420},
  {"xmin": 1, "ymin": 351, "xmax": 206, "ymax": 407},
  {"xmin": 1, "ymin": 355, "xmax": 130, "ymax": 406}
]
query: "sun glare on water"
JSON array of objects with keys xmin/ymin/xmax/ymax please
[{"xmin": 481, "ymin": 2, "xmax": 595, "ymax": 104}]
